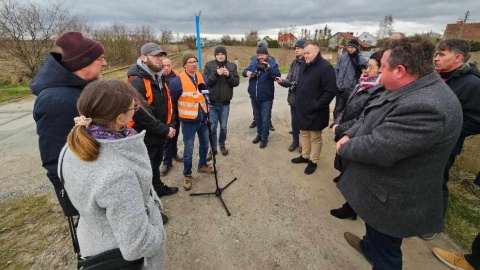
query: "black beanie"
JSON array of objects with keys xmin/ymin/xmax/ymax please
[
  {"xmin": 214, "ymin": 46, "xmax": 227, "ymax": 56},
  {"xmin": 347, "ymin": 39, "xmax": 360, "ymax": 50},
  {"xmin": 256, "ymin": 46, "xmax": 268, "ymax": 55},
  {"xmin": 55, "ymin": 31, "xmax": 104, "ymax": 72}
]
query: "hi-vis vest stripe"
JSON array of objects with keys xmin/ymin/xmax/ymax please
[
  {"xmin": 127, "ymin": 76, "xmax": 173, "ymax": 127},
  {"xmin": 177, "ymin": 72, "xmax": 207, "ymax": 120}
]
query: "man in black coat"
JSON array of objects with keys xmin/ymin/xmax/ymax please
[
  {"xmin": 291, "ymin": 42, "xmax": 337, "ymax": 174},
  {"xmin": 127, "ymin": 43, "xmax": 178, "ymax": 200},
  {"xmin": 203, "ymin": 46, "xmax": 240, "ymax": 159},
  {"xmin": 433, "ymin": 39, "xmax": 480, "ymax": 223},
  {"xmin": 337, "ymin": 37, "xmax": 463, "ymax": 270},
  {"xmin": 32, "ymin": 32, "xmax": 106, "ymax": 216}
]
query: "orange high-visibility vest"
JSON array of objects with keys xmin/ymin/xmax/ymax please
[
  {"xmin": 177, "ymin": 72, "xmax": 207, "ymax": 120},
  {"xmin": 127, "ymin": 76, "xmax": 173, "ymax": 127}
]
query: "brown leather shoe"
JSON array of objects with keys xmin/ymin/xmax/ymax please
[
  {"xmin": 198, "ymin": 164, "xmax": 215, "ymax": 174},
  {"xmin": 344, "ymin": 232, "xmax": 372, "ymax": 265},
  {"xmin": 183, "ymin": 175, "xmax": 193, "ymax": 191}
]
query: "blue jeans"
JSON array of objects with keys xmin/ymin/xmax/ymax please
[
  {"xmin": 209, "ymin": 104, "xmax": 230, "ymax": 150},
  {"xmin": 360, "ymin": 223, "xmax": 403, "ymax": 270},
  {"xmin": 162, "ymin": 121, "xmax": 180, "ymax": 166},
  {"xmin": 251, "ymin": 99, "xmax": 273, "ymax": 141},
  {"xmin": 181, "ymin": 121, "xmax": 209, "ymax": 175},
  {"xmin": 290, "ymin": 105, "xmax": 299, "ymax": 145}
]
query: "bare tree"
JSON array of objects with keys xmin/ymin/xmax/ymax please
[
  {"xmin": 245, "ymin": 30, "xmax": 259, "ymax": 46},
  {"xmin": 376, "ymin": 15, "xmax": 395, "ymax": 39},
  {"xmin": 159, "ymin": 27, "xmax": 173, "ymax": 45},
  {"xmin": 93, "ymin": 22, "xmax": 136, "ymax": 67},
  {"xmin": 0, "ymin": 0, "xmax": 83, "ymax": 78}
]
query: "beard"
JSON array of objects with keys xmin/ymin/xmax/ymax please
[{"xmin": 146, "ymin": 59, "xmax": 163, "ymax": 73}]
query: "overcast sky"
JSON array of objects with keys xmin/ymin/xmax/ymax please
[{"xmin": 51, "ymin": 0, "xmax": 480, "ymax": 39}]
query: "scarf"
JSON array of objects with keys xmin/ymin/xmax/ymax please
[
  {"xmin": 86, "ymin": 125, "xmax": 138, "ymax": 140},
  {"xmin": 355, "ymin": 74, "xmax": 382, "ymax": 94}
]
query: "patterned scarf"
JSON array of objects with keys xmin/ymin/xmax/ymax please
[
  {"xmin": 355, "ymin": 74, "xmax": 382, "ymax": 94},
  {"xmin": 86, "ymin": 125, "xmax": 138, "ymax": 140}
]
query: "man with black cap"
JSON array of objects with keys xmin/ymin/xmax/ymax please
[
  {"xmin": 276, "ymin": 39, "xmax": 306, "ymax": 152},
  {"xmin": 248, "ymin": 40, "xmax": 277, "ymax": 131},
  {"xmin": 243, "ymin": 45, "xmax": 281, "ymax": 148},
  {"xmin": 127, "ymin": 42, "xmax": 179, "ymax": 207},
  {"xmin": 334, "ymin": 39, "xmax": 367, "ymax": 119},
  {"xmin": 203, "ymin": 46, "xmax": 240, "ymax": 160},
  {"xmin": 32, "ymin": 31, "xmax": 107, "ymax": 216},
  {"xmin": 169, "ymin": 53, "xmax": 213, "ymax": 191}
]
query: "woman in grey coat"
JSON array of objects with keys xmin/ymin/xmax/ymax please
[{"xmin": 60, "ymin": 80, "xmax": 166, "ymax": 269}]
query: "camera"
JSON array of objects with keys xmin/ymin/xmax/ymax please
[
  {"xmin": 256, "ymin": 62, "xmax": 268, "ymax": 70},
  {"xmin": 217, "ymin": 63, "xmax": 225, "ymax": 68},
  {"xmin": 250, "ymin": 72, "xmax": 258, "ymax": 80}
]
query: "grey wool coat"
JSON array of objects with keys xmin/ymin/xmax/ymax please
[
  {"xmin": 60, "ymin": 131, "xmax": 165, "ymax": 269},
  {"xmin": 338, "ymin": 72, "xmax": 463, "ymax": 238}
]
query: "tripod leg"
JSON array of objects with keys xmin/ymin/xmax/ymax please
[
  {"xmin": 220, "ymin": 177, "xmax": 238, "ymax": 192},
  {"xmin": 218, "ymin": 195, "xmax": 231, "ymax": 216}
]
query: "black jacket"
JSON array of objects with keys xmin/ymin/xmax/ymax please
[
  {"xmin": 127, "ymin": 61, "xmax": 174, "ymax": 146},
  {"xmin": 295, "ymin": 54, "xmax": 337, "ymax": 131},
  {"xmin": 443, "ymin": 63, "xmax": 480, "ymax": 155},
  {"xmin": 31, "ymin": 52, "xmax": 92, "ymax": 215},
  {"xmin": 334, "ymin": 84, "xmax": 386, "ymax": 141},
  {"xmin": 279, "ymin": 56, "xmax": 305, "ymax": 106},
  {"xmin": 204, "ymin": 60, "xmax": 239, "ymax": 104}
]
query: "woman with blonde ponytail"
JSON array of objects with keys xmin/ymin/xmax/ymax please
[{"xmin": 60, "ymin": 80, "xmax": 166, "ymax": 269}]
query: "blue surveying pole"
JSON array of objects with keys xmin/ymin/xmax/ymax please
[{"xmin": 195, "ymin": 11, "xmax": 202, "ymax": 71}]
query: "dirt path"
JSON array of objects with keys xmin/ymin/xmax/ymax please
[{"xmin": 0, "ymin": 79, "xmax": 459, "ymax": 269}]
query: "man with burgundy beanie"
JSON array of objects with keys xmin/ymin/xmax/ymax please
[{"xmin": 31, "ymin": 31, "xmax": 106, "ymax": 216}]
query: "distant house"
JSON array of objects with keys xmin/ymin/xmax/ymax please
[
  {"xmin": 328, "ymin": 32, "xmax": 371, "ymax": 49},
  {"xmin": 278, "ymin": 33, "xmax": 297, "ymax": 48},
  {"xmin": 444, "ymin": 21, "xmax": 480, "ymax": 41},
  {"xmin": 358, "ymin": 32, "xmax": 378, "ymax": 46}
]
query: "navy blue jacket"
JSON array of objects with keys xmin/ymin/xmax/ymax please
[
  {"xmin": 31, "ymin": 52, "xmax": 93, "ymax": 215},
  {"xmin": 242, "ymin": 56, "xmax": 280, "ymax": 101}
]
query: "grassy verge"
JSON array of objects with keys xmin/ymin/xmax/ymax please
[
  {"xmin": 0, "ymin": 83, "xmax": 31, "ymax": 103},
  {"xmin": 445, "ymin": 170, "xmax": 480, "ymax": 251},
  {"xmin": 0, "ymin": 195, "xmax": 66, "ymax": 269}
]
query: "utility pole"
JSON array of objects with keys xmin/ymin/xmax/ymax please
[
  {"xmin": 195, "ymin": 11, "xmax": 202, "ymax": 71},
  {"xmin": 464, "ymin": 10, "xmax": 470, "ymax": 22},
  {"xmin": 459, "ymin": 10, "xmax": 470, "ymax": 38}
]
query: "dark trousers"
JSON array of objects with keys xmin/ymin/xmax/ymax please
[
  {"xmin": 162, "ymin": 121, "xmax": 180, "ymax": 166},
  {"xmin": 290, "ymin": 105, "xmax": 299, "ymax": 145},
  {"xmin": 465, "ymin": 232, "xmax": 480, "ymax": 269},
  {"xmin": 147, "ymin": 144, "xmax": 165, "ymax": 191},
  {"xmin": 360, "ymin": 223, "xmax": 403, "ymax": 270},
  {"xmin": 442, "ymin": 153, "xmax": 457, "ymax": 216}
]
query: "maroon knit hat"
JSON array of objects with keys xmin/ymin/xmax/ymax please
[{"xmin": 55, "ymin": 32, "xmax": 104, "ymax": 72}]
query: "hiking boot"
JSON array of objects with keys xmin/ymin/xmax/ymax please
[
  {"xmin": 304, "ymin": 161, "xmax": 317, "ymax": 175},
  {"xmin": 174, "ymin": 154, "xmax": 183, "ymax": 162},
  {"xmin": 419, "ymin": 233, "xmax": 437, "ymax": 240},
  {"xmin": 155, "ymin": 184, "xmax": 178, "ymax": 197},
  {"xmin": 433, "ymin": 247, "xmax": 475, "ymax": 270},
  {"xmin": 252, "ymin": 135, "xmax": 261, "ymax": 144},
  {"xmin": 249, "ymin": 121, "xmax": 256, "ymax": 128},
  {"xmin": 206, "ymin": 150, "xmax": 217, "ymax": 162},
  {"xmin": 259, "ymin": 140, "xmax": 268, "ymax": 148},
  {"xmin": 160, "ymin": 163, "xmax": 172, "ymax": 176},
  {"xmin": 220, "ymin": 146, "xmax": 228, "ymax": 156},
  {"xmin": 344, "ymin": 232, "xmax": 372, "ymax": 265},
  {"xmin": 288, "ymin": 142, "xmax": 299, "ymax": 152},
  {"xmin": 198, "ymin": 164, "xmax": 215, "ymax": 174},
  {"xmin": 269, "ymin": 123, "xmax": 275, "ymax": 131},
  {"xmin": 161, "ymin": 212, "xmax": 169, "ymax": 225},
  {"xmin": 291, "ymin": 156, "xmax": 309, "ymax": 164},
  {"xmin": 183, "ymin": 175, "xmax": 193, "ymax": 190}
]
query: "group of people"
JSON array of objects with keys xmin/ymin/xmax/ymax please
[{"xmin": 30, "ymin": 30, "xmax": 480, "ymax": 270}]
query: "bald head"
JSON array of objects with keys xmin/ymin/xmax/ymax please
[{"xmin": 163, "ymin": 58, "xmax": 172, "ymax": 76}]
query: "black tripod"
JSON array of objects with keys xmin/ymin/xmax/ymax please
[{"xmin": 190, "ymin": 95, "xmax": 237, "ymax": 216}]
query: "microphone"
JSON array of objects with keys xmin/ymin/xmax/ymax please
[{"xmin": 200, "ymin": 89, "xmax": 210, "ymax": 102}]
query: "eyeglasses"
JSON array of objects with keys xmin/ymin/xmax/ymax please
[
  {"xmin": 186, "ymin": 60, "xmax": 198, "ymax": 64},
  {"xmin": 126, "ymin": 105, "xmax": 140, "ymax": 112}
]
